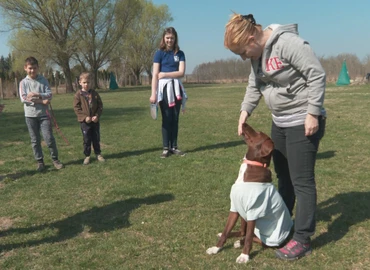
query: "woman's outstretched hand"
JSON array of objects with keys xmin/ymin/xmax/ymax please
[{"xmin": 238, "ymin": 111, "xmax": 249, "ymax": 136}]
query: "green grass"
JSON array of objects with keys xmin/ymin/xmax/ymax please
[{"xmin": 0, "ymin": 83, "xmax": 369, "ymax": 269}]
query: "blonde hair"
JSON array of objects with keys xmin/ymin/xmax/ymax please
[
  {"xmin": 79, "ymin": 72, "xmax": 91, "ymax": 81},
  {"xmin": 224, "ymin": 13, "xmax": 261, "ymax": 49}
]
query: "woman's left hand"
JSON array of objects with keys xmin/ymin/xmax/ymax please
[{"xmin": 305, "ymin": 114, "xmax": 319, "ymax": 136}]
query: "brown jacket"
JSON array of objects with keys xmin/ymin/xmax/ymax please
[{"xmin": 73, "ymin": 89, "xmax": 103, "ymax": 122}]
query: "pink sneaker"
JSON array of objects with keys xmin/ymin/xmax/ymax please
[{"xmin": 275, "ymin": 239, "xmax": 312, "ymax": 261}]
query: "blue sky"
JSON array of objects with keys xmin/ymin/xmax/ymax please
[{"xmin": 1, "ymin": 0, "xmax": 369, "ymax": 73}]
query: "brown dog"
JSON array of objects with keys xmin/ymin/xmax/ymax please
[{"xmin": 206, "ymin": 123, "xmax": 292, "ymax": 263}]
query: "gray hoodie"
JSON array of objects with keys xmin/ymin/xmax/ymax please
[
  {"xmin": 19, "ymin": 75, "xmax": 52, "ymax": 117},
  {"xmin": 241, "ymin": 24, "xmax": 326, "ymax": 118}
]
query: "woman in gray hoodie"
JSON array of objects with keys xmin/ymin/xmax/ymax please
[{"xmin": 224, "ymin": 13, "xmax": 326, "ymax": 261}]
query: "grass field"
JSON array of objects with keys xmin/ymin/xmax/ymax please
[{"xmin": 0, "ymin": 83, "xmax": 369, "ymax": 269}]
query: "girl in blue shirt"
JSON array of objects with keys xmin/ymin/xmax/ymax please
[{"xmin": 150, "ymin": 27, "xmax": 187, "ymax": 158}]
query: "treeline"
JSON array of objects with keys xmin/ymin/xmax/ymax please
[
  {"xmin": 0, "ymin": 54, "xmax": 125, "ymax": 97},
  {"xmin": 0, "ymin": 0, "xmax": 172, "ymax": 92},
  {"xmin": 192, "ymin": 53, "xmax": 370, "ymax": 83}
]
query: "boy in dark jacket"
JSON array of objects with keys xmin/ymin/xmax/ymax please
[{"xmin": 73, "ymin": 72, "xmax": 105, "ymax": 165}]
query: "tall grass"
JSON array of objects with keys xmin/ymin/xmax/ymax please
[{"xmin": 0, "ymin": 83, "xmax": 369, "ymax": 269}]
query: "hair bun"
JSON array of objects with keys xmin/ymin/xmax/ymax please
[{"xmin": 242, "ymin": 14, "xmax": 256, "ymax": 25}]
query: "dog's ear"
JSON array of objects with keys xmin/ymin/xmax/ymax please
[{"xmin": 260, "ymin": 139, "xmax": 274, "ymax": 157}]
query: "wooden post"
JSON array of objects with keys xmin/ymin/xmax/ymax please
[
  {"xmin": 15, "ymin": 78, "xmax": 19, "ymax": 97},
  {"xmin": 0, "ymin": 78, "xmax": 4, "ymax": 99}
]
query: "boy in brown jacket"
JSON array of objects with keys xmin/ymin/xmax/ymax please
[{"xmin": 73, "ymin": 72, "xmax": 105, "ymax": 165}]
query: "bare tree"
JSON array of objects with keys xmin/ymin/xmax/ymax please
[
  {"xmin": 120, "ymin": 0, "xmax": 172, "ymax": 84},
  {"xmin": 0, "ymin": 0, "xmax": 81, "ymax": 92},
  {"xmin": 73, "ymin": 0, "xmax": 141, "ymax": 88},
  {"xmin": 193, "ymin": 58, "xmax": 251, "ymax": 82}
]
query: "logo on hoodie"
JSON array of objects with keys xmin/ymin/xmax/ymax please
[{"xmin": 265, "ymin": 57, "xmax": 284, "ymax": 72}]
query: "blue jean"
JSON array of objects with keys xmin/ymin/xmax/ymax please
[
  {"xmin": 159, "ymin": 83, "xmax": 182, "ymax": 149},
  {"xmin": 25, "ymin": 116, "xmax": 58, "ymax": 162},
  {"xmin": 271, "ymin": 116, "xmax": 325, "ymax": 244}
]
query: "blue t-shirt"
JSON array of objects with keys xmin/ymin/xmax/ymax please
[{"xmin": 153, "ymin": 49, "xmax": 186, "ymax": 72}]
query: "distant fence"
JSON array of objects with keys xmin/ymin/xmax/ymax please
[
  {"xmin": 1, "ymin": 75, "xmax": 369, "ymax": 100},
  {"xmin": 128, "ymin": 75, "xmax": 249, "ymax": 86}
]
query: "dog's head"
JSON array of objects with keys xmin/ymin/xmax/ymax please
[{"xmin": 241, "ymin": 123, "xmax": 274, "ymax": 166}]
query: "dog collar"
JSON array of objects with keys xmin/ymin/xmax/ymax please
[{"xmin": 243, "ymin": 159, "xmax": 267, "ymax": 168}]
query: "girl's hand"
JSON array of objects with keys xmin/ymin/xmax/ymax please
[
  {"xmin": 158, "ymin": 72, "xmax": 166, "ymax": 79},
  {"xmin": 149, "ymin": 95, "xmax": 156, "ymax": 104}
]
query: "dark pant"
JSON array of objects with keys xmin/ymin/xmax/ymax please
[
  {"xmin": 159, "ymin": 84, "xmax": 182, "ymax": 149},
  {"xmin": 80, "ymin": 122, "xmax": 101, "ymax": 157},
  {"xmin": 25, "ymin": 116, "xmax": 58, "ymax": 162},
  {"xmin": 271, "ymin": 116, "xmax": 325, "ymax": 244}
]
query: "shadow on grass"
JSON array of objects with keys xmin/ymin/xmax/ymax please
[
  {"xmin": 316, "ymin": 150, "xmax": 336, "ymax": 159},
  {"xmin": 186, "ymin": 140, "xmax": 245, "ymax": 153},
  {"xmin": 0, "ymin": 171, "xmax": 38, "ymax": 182},
  {"xmin": 314, "ymin": 191, "xmax": 370, "ymax": 249},
  {"xmin": 65, "ymin": 140, "xmax": 245, "ymax": 164},
  {"xmin": 62, "ymin": 147, "xmax": 163, "ymax": 165},
  {"xmin": 104, "ymin": 147, "xmax": 163, "ymax": 160},
  {"xmin": 0, "ymin": 163, "xmax": 77, "ymax": 181},
  {"xmin": 0, "ymin": 193, "xmax": 174, "ymax": 251}
]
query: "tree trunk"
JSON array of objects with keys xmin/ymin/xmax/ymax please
[
  {"xmin": 63, "ymin": 65, "xmax": 74, "ymax": 93},
  {"xmin": 92, "ymin": 67, "xmax": 99, "ymax": 89},
  {"xmin": 145, "ymin": 66, "xmax": 152, "ymax": 83}
]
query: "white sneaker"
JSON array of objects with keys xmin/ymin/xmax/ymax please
[
  {"xmin": 97, "ymin": 154, "xmax": 105, "ymax": 162},
  {"xmin": 83, "ymin": 156, "xmax": 90, "ymax": 165},
  {"xmin": 160, "ymin": 150, "xmax": 170, "ymax": 158}
]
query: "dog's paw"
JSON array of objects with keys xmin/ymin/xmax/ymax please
[
  {"xmin": 206, "ymin": 246, "xmax": 221, "ymax": 255},
  {"xmin": 234, "ymin": 239, "xmax": 242, "ymax": 249},
  {"xmin": 217, "ymin": 233, "xmax": 222, "ymax": 238},
  {"xmin": 236, "ymin": 253, "xmax": 250, "ymax": 263}
]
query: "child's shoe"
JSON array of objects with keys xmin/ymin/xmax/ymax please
[
  {"xmin": 83, "ymin": 156, "xmax": 90, "ymax": 165},
  {"xmin": 170, "ymin": 148, "xmax": 185, "ymax": 156},
  {"xmin": 37, "ymin": 162, "xmax": 45, "ymax": 172},
  {"xmin": 53, "ymin": 160, "xmax": 64, "ymax": 170},
  {"xmin": 160, "ymin": 149, "xmax": 170, "ymax": 158},
  {"xmin": 97, "ymin": 155, "xmax": 105, "ymax": 162}
]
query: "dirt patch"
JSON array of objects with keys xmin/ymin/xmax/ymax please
[
  {"xmin": 2, "ymin": 141, "xmax": 24, "ymax": 146},
  {"xmin": 0, "ymin": 217, "xmax": 14, "ymax": 230}
]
